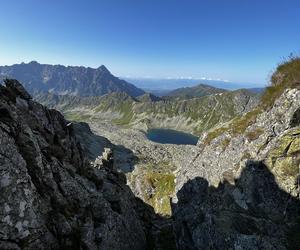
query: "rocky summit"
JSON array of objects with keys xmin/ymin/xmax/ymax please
[{"xmin": 0, "ymin": 57, "xmax": 300, "ymax": 250}]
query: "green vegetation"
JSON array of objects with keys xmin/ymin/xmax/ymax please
[
  {"xmin": 131, "ymin": 161, "xmax": 176, "ymax": 216},
  {"xmin": 202, "ymin": 108, "xmax": 262, "ymax": 145},
  {"xmin": 288, "ymin": 137, "xmax": 300, "ymax": 155},
  {"xmin": 64, "ymin": 112, "xmax": 92, "ymax": 122},
  {"xmin": 262, "ymin": 55, "xmax": 300, "ymax": 109},
  {"xmin": 266, "ymin": 127, "xmax": 300, "ymax": 178},
  {"xmin": 89, "ymin": 89, "xmax": 257, "ymax": 137},
  {"xmin": 144, "ymin": 172, "xmax": 175, "ymax": 216},
  {"xmin": 230, "ymin": 109, "xmax": 262, "ymax": 135},
  {"xmin": 93, "ymin": 93, "xmax": 135, "ymax": 125},
  {"xmin": 271, "ymin": 55, "xmax": 300, "ymax": 85},
  {"xmin": 275, "ymin": 157, "xmax": 298, "ymax": 178},
  {"xmin": 220, "ymin": 138, "xmax": 231, "ymax": 150},
  {"xmin": 112, "ymin": 102, "xmax": 134, "ymax": 125},
  {"xmin": 203, "ymin": 127, "xmax": 228, "ymax": 145},
  {"xmin": 203, "ymin": 106, "xmax": 264, "ymax": 145}
]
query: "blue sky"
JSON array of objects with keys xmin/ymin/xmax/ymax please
[{"xmin": 0, "ymin": 0, "xmax": 299, "ymax": 85}]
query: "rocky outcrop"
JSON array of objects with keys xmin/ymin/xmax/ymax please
[
  {"xmin": 71, "ymin": 121, "xmax": 113, "ymax": 161},
  {"xmin": 173, "ymin": 77, "xmax": 300, "ymax": 249},
  {"xmin": 175, "ymin": 88, "xmax": 300, "ymax": 189},
  {"xmin": 173, "ymin": 160, "xmax": 300, "ymax": 249},
  {"xmin": 0, "ymin": 79, "xmax": 162, "ymax": 249}
]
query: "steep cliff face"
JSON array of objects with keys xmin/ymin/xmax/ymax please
[
  {"xmin": 0, "ymin": 79, "xmax": 160, "ymax": 249},
  {"xmin": 172, "ymin": 58, "xmax": 300, "ymax": 249}
]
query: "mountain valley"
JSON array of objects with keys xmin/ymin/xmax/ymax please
[{"xmin": 0, "ymin": 56, "xmax": 300, "ymax": 249}]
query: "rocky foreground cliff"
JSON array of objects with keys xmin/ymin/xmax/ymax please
[
  {"xmin": 173, "ymin": 57, "xmax": 300, "ymax": 249},
  {"xmin": 0, "ymin": 79, "xmax": 174, "ymax": 249}
]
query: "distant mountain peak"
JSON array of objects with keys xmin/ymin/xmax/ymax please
[
  {"xmin": 28, "ymin": 60, "xmax": 39, "ymax": 65},
  {"xmin": 98, "ymin": 65, "xmax": 111, "ymax": 74},
  {"xmin": 166, "ymin": 83, "xmax": 227, "ymax": 99},
  {"xmin": 137, "ymin": 93, "xmax": 161, "ymax": 102}
]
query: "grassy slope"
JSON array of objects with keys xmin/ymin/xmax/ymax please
[
  {"xmin": 36, "ymin": 84, "xmax": 259, "ymax": 136},
  {"xmin": 89, "ymin": 89, "xmax": 257, "ymax": 135}
]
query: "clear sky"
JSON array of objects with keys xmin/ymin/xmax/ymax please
[{"xmin": 0, "ymin": 0, "xmax": 299, "ymax": 85}]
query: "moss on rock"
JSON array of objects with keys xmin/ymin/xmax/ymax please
[
  {"xmin": 144, "ymin": 172, "xmax": 175, "ymax": 216},
  {"xmin": 273, "ymin": 157, "xmax": 298, "ymax": 178},
  {"xmin": 288, "ymin": 137, "xmax": 300, "ymax": 155},
  {"xmin": 245, "ymin": 128, "xmax": 264, "ymax": 141}
]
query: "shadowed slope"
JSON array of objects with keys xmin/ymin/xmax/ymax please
[{"xmin": 173, "ymin": 161, "xmax": 300, "ymax": 249}]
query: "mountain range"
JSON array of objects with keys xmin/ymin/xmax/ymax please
[
  {"xmin": 35, "ymin": 88, "xmax": 260, "ymax": 135},
  {"xmin": 0, "ymin": 61, "xmax": 145, "ymax": 97},
  {"xmin": 0, "ymin": 61, "xmax": 267, "ymax": 103},
  {"xmin": 124, "ymin": 77, "xmax": 265, "ymax": 93},
  {"xmin": 0, "ymin": 61, "xmax": 262, "ymax": 136}
]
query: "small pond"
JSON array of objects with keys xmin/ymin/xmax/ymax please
[{"xmin": 146, "ymin": 128, "xmax": 199, "ymax": 145}]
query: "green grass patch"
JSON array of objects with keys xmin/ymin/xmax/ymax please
[
  {"xmin": 64, "ymin": 112, "xmax": 92, "ymax": 122},
  {"xmin": 144, "ymin": 172, "xmax": 175, "ymax": 216},
  {"xmin": 112, "ymin": 102, "xmax": 134, "ymax": 125},
  {"xmin": 263, "ymin": 55, "xmax": 300, "ymax": 109},
  {"xmin": 203, "ymin": 127, "xmax": 228, "ymax": 145},
  {"xmin": 230, "ymin": 108, "xmax": 262, "ymax": 135},
  {"xmin": 220, "ymin": 138, "xmax": 231, "ymax": 150}
]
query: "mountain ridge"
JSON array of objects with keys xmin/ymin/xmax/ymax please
[
  {"xmin": 36, "ymin": 88, "xmax": 260, "ymax": 135},
  {"xmin": 165, "ymin": 83, "xmax": 227, "ymax": 99},
  {"xmin": 0, "ymin": 61, "xmax": 145, "ymax": 97}
]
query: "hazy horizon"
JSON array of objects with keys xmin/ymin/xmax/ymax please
[{"xmin": 0, "ymin": 60, "xmax": 265, "ymax": 90}]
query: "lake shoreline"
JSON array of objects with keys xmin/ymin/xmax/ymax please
[{"xmin": 146, "ymin": 128, "xmax": 199, "ymax": 145}]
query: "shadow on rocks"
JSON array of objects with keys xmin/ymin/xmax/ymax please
[
  {"xmin": 72, "ymin": 121, "xmax": 138, "ymax": 173},
  {"xmin": 172, "ymin": 160, "xmax": 300, "ymax": 250}
]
